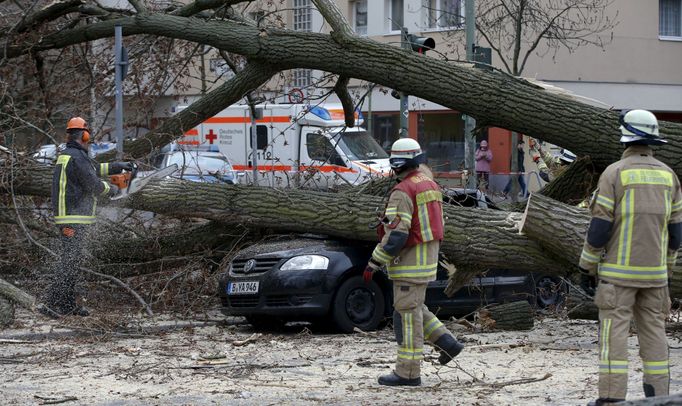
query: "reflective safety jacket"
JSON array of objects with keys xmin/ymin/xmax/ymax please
[
  {"xmin": 52, "ymin": 141, "xmax": 114, "ymax": 225},
  {"xmin": 580, "ymin": 145, "xmax": 682, "ymax": 287},
  {"xmin": 371, "ymin": 165, "xmax": 444, "ymax": 283}
]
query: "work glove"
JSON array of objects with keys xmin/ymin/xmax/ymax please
[
  {"xmin": 579, "ymin": 268, "xmax": 597, "ymax": 297},
  {"xmin": 108, "ymin": 183, "xmax": 120, "ymax": 198},
  {"xmin": 363, "ymin": 258, "xmax": 382, "ymax": 284}
]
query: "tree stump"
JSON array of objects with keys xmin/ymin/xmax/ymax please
[
  {"xmin": 479, "ymin": 301, "xmax": 534, "ymax": 331},
  {"xmin": 0, "ymin": 297, "xmax": 15, "ymax": 327}
]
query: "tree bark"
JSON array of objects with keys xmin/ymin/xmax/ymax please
[
  {"xmin": 479, "ymin": 300, "xmax": 534, "ymax": 330},
  {"xmin": 538, "ymin": 156, "xmax": 598, "ymax": 205},
  {"xmin": 0, "ymin": 297, "xmax": 14, "ymax": 326},
  {"xmin": 0, "ymin": 277, "xmax": 36, "ymax": 310},
  {"xmin": 5, "ymin": 14, "xmax": 682, "ymax": 175}
]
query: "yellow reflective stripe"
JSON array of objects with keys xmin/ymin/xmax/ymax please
[
  {"xmin": 643, "ymin": 360, "xmax": 669, "ymax": 375},
  {"xmin": 600, "ymin": 318, "xmax": 611, "ymax": 361},
  {"xmin": 415, "ymin": 190, "xmax": 441, "ymax": 205},
  {"xmin": 372, "ymin": 246, "xmax": 392, "ymax": 264},
  {"xmin": 673, "ymin": 200, "xmax": 682, "ymax": 213},
  {"xmin": 620, "ymin": 169, "xmax": 673, "ymax": 187},
  {"xmin": 617, "ymin": 189, "xmax": 634, "ymax": 265},
  {"xmin": 599, "ymin": 359, "xmax": 628, "ymax": 374},
  {"xmin": 596, "ymin": 195, "xmax": 614, "ymax": 211},
  {"xmin": 100, "ymin": 163, "xmax": 109, "ymax": 176},
  {"xmin": 418, "ymin": 203, "xmax": 433, "ymax": 241},
  {"xmin": 385, "ymin": 207, "xmax": 397, "ymax": 215},
  {"xmin": 101, "ymin": 181, "xmax": 110, "ymax": 196},
  {"xmin": 54, "ymin": 215, "xmax": 96, "ymax": 225},
  {"xmin": 662, "ymin": 189, "xmax": 671, "ymax": 266},
  {"xmin": 56, "ymin": 155, "xmax": 71, "ymax": 217},
  {"xmin": 396, "ymin": 212, "xmax": 412, "ymax": 222},
  {"xmin": 580, "ymin": 249, "xmax": 600, "ymax": 263},
  {"xmin": 424, "ymin": 317, "xmax": 443, "ymax": 340},
  {"xmin": 598, "ymin": 263, "xmax": 668, "ymax": 280},
  {"xmin": 388, "ymin": 268, "xmax": 437, "ymax": 278}
]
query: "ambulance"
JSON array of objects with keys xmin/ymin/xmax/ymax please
[{"xmin": 178, "ymin": 103, "xmax": 391, "ymax": 188}]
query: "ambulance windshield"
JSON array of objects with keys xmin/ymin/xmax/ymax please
[{"xmin": 335, "ymin": 130, "xmax": 389, "ymax": 161}]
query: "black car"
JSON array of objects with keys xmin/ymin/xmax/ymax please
[{"xmin": 217, "ymin": 235, "xmax": 565, "ymax": 333}]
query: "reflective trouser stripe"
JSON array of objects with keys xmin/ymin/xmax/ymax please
[
  {"xmin": 643, "ymin": 360, "xmax": 669, "ymax": 375},
  {"xmin": 599, "ymin": 360, "xmax": 628, "ymax": 374},
  {"xmin": 600, "ymin": 318, "xmax": 612, "ymax": 361},
  {"xmin": 424, "ymin": 316, "xmax": 443, "ymax": 341},
  {"xmin": 398, "ymin": 313, "xmax": 423, "ymax": 360}
]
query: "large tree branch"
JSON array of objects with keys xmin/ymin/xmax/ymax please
[
  {"xmin": 96, "ymin": 61, "xmax": 278, "ymax": 161},
  {"xmin": 3, "ymin": 14, "xmax": 682, "ymax": 176}
]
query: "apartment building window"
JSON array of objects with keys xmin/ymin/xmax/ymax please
[
  {"xmin": 389, "ymin": 0, "xmax": 404, "ymax": 31},
  {"xmin": 424, "ymin": 0, "xmax": 463, "ymax": 29},
  {"xmin": 293, "ymin": 0, "xmax": 312, "ymax": 32},
  {"xmin": 293, "ymin": 0, "xmax": 312, "ymax": 88},
  {"xmin": 294, "ymin": 69, "xmax": 312, "ymax": 89},
  {"xmin": 660, "ymin": 0, "xmax": 682, "ymax": 37},
  {"xmin": 353, "ymin": 0, "xmax": 368, "ymax": 36}
]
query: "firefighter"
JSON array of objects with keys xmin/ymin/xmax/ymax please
[
  {"xmin": 529, "ymin": 138, "xmax": 576, "ymax": 182},
  {"xmin": 42, "ymin": 117, "xmax": 132, "ymax": 317},
  {"xmin": 364, "ymin": 138, "xmax": 464, "ymax": 387},
  {"xmin": 578, "ymin": 109, "xmax": 682, "ymax": 405}
]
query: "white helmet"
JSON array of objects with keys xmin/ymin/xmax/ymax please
[
  {"xmin": 559, "ymin": 149, "xmax": 576, "ymax": 164},
  {"xmin": 619, "ymin": 109, "xmax": 666, "ymax": 145},
  {"xmin": 389, "ymin": 138, "xmax": 425, "ymax": 170}
]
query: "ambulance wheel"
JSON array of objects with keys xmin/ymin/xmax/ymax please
[{"xmin": 332, "ymin": 276, "xmax": 385, "ymax": 333}]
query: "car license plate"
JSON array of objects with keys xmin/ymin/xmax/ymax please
[{"xmin": 228, "ymin": 281, "xmax": 259, "ymax": 295}]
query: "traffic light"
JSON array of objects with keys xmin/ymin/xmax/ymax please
[{"xmin": 407, "ymin": 34, "xmax": 435, "ymax": 54}]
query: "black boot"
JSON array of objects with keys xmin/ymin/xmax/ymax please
[
  {"xmin": 378, "ymin": 372, "xmax": 421, "ymax": 387},
  {"xmin": 434, "ymin": 334, "xmax": 464, "ymax": 365},
  {"xmin": 587, "ymin": 398, "xmax": 625, "ymax": 406}
]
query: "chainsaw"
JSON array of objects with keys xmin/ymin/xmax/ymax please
[{"xmin": 109, "ymin": 163, "xmax": 178, "ymax": 201}]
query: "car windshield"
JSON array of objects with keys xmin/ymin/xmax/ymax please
[
  {"xmin": 334, "ymin": 130, "xmax": 389, "ymax": 161},
  {"xmin": 167, "ymin": 153, "xmax": 233, "ymax": 175}
]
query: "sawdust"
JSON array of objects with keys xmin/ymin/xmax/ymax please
[{"xmin": 1, "ymin": 309, "xmax": 681, "ymax": 405}]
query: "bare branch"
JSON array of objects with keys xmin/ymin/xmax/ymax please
[
  {"xmin": 310, "ymin": 0, "xmax": 354, "ymax": 44},
  {"xmin": 171, "ymin": 0, "xmax": 247, "ymax": 17},
  {"xmin": 333, "ymin": 75, "xmax": 355, "ymax": 127},
  {"xmin": 96, "ymin": 60, "xmax": 278, "ymax": 161},
  {"xmin": 13, "ymin": 0, "xmax": 85, "ymax": 33},
  {"xmin": 127, "ymin": 0, "xmax": 147, "ymax": 14}
]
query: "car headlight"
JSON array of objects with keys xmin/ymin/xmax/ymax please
[{"xmin": 280, "ymin": 255, "xmax": 329, "ymax": 271}]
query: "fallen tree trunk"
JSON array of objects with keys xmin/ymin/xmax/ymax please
[
  {"xmin": 521, "ymin": 193, "xmax": 682, "ymax": 298},
  {"xmin": 0, "ymin": 277, "xmax": 36, "ymax": 310},
  {"xmin": 538, "ymin": 156, "xmax": 598, "ymax": 205},
  {"xmin": 621, "ymin": 394, "xmax": 682, "ymax": 406},
  {"xmin": 479, "ymin": 301, "xmax": 534, "ymax": 331}
]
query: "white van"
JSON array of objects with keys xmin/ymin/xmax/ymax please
[{"xmin": 177, "ymin": 103, "xmax": 391, "ymax": 188}]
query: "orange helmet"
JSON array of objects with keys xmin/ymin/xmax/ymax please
[{"xmin": 66, "ymin": 117, "xmax": 88, "ymax": 130}]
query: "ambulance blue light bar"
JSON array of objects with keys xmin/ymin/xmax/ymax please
[{"xmin": 309, "ymin": 106, "xmax": 332, "ymax": 120}]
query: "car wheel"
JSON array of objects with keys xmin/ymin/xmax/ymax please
[
  {"xmin": 331, "ymin": 276, "xmax": 385, "ymax": 333},
  {"xmin": 245, "ymin": 315, "xmax": 286, "ymax": 331},
  {"xmin": 535, "ymin": 276, "xmax": 567, "ymax": 308}
]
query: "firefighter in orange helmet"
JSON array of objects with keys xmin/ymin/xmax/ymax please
[
  {"xmin": 364, "ymin": 138, "xmax": 464, "ymax": 386},
  {"xmin": 41, "ymin": 117, "xmax": 131, "ymax": 318}
]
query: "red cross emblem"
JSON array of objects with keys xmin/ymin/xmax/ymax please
[{"xmin": 206, "ymin": 129, "xmax": 217, "ymax": 144}]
